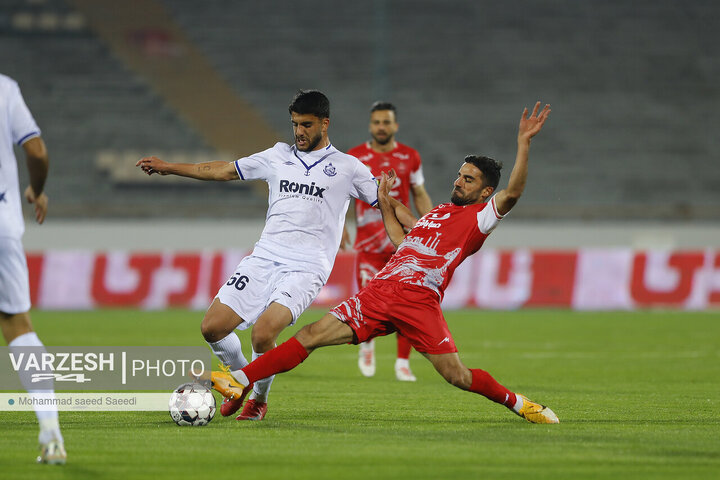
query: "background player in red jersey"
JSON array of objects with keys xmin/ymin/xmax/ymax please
[
  {"xmin": 210, "ymin": 102, "xmax": 559, "ymax": 424},
  {"xmin": 345, "ymin": 101, "xmax": 433, "ymax": 381}
]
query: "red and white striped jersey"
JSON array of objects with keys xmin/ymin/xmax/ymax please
[{"xmin": 375, "ymin": 196, "xmax": 504, "ymax": 298}]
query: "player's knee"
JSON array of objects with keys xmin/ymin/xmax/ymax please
[
  {"xmin": 0, "ymin": 312, "xmax": 34, "ymax": 343},
  {"xmin": 200, "ymin": 315, "xmax": 229, "ymax": 343},
  {"xmin": 199, "ymin": 319, "xmax": 216, "ymax": 342},
  {"xmin": 250, "ymin": 326, "xmax": 277, "ymax": 353}
]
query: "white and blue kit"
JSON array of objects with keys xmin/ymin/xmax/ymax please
[
  {"xmin": 216, "ymin": 142, "xmax": 378, "ymax": 328},
  {"xmin": 0, "ymin": 74, "xmax": 42, "ymax": 314}
]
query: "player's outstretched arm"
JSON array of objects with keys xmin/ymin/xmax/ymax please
[
  {"xmin": 494, "ymin": 102, "xmax": 551, "ymax": 216},
  {"xmin": 378, "ymin": 171, "xmax": 414, "ymax": 247},
  {"xmin": 136, "ymin": 156, "xmax": 239, "ymax": 181}
]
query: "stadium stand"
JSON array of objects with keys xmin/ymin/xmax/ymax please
[
  {"xmin": 1, "ymin": 0, "xmax": 266, "ymax": 218},
  {"xmin": 2, "ymin": 0, "xmax": 719, "ymax": 219},
  {"xmin": 159, "ymin": 0, "xmax": 720, "ymax": 220}
]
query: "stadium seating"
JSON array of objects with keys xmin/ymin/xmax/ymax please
[
  {"xmin": 2, "ymin": 0, "xmax": 718, "ymax": 219},
  {"xmin": 161, "ymin": 0, "xmax": 720, "ymax": 219},
  {"xmin": 1, "ymin": 0, "xmax": 262, "ymax": 218}
]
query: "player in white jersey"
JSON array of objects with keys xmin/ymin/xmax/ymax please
[
  {"xmin": 137, "ymin": 90, "xmax": 411, "ymax": 421},
  {"xmin": 0, "ymin": 74, "xmax": 66, "ymax": 464}
]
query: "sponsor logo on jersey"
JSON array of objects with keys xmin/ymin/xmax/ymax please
[
  {"xmin": 323, "ymin": 163, "xmax": 337, "ymax": 177},
  {"xmin": 392, "ymin": 152, "xmax": 410, "ymax": 160},
  {"xmin": 415, "ymin": 218, "xmax": 442, "ymax": 229},
  {"xmin": 279, "ymin": 179, "xmax": 326, "ymax": 198},
  {"xmin": 414, "ymin": 211, "xmax": 450, "ymax": 229}
]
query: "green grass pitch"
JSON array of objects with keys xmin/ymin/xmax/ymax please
[{"xmin": 1, "ymin": 309, "xmax": 719, "ymax": 479}]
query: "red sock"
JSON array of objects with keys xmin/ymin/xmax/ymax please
[
  {"xmin": 469, "ymin": 369, "xmax": 516, "ymax": 408},
  {"xmin": 242, "ymin": 337, "xmax": 309, "ymax": 384},
  {"xmin": 396, "ymin": 334, "xmax": 412, "ymax": 360}
]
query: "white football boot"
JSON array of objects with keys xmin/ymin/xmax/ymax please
[
  {"xmin": 38, "ymin": 439, "xmax": 66, "ymax": 465},
  {"xmin": 394, "ymin": 358, "xmax": 417, "ymax": 382},
  {"xmin": 358, "ymin": 340, "xmax": 375, "ymax": 377}
]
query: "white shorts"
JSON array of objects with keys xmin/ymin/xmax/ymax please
[
  {"xmin": 0, "ymin": 236, "xmax": 31, "ymax": 314},
  {"xmin": 215, "ymin": 255, "xmax": 324, "ymax": 330}
]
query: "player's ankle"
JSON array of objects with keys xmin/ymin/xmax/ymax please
[
  {"xmin": 230, "ymin": 368, "xmax": 250, "ymax": 386},
  {"xmin": 511, "ymin": 393, "xmax": 524, "ymax": 413}
]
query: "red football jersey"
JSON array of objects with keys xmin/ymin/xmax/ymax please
[
  {"xmin": 375, "ymin": 196, "xmax": 504, "ymax": 298},
  {"xmin": 347, "ymin": 142, "xmax": 424, "ymax": 254}
]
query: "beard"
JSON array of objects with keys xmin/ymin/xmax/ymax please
[
  {"xmin": 371, "ymin": 132, "xmax": 392, "ymax": 145},
  {"xmin": 296, "ymin": 132, "xmax": 323, "ymax": 152},
  {"xmin": 450, "ymin": 188, "xmax": 476, "ymax": 206}
]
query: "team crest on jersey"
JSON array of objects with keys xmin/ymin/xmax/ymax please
[{"xmin": 323, "ymin": 163, "xmax": 337, "ymax": 177}]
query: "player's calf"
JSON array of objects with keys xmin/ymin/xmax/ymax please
[{"xmin": 425, "ymin": 353, "xmax": 472, "ymax": 389}]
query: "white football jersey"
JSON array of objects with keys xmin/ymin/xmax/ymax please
[
  {"xmin": 235, "ymin": 142, "xmax": 378, "ymax": 281},
  {"xmin": 0, "ymin": 74, "xmax": 41, "ymax": 239}
]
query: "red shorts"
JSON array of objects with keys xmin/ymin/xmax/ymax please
[
  {"xmin": 330, "ymin": 280, "xmax": 458, "ymax": 354},
  {"xmin": 355, "ymin": 251, "xmax": 393, "ymax": 289}
]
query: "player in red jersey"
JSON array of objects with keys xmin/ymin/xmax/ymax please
[
  {"xmin": 210, "ymin": 102, "xmax": 559, "ymax": 423},
  {"xmin": 345, "ymin": 102, "xmax": 433, "ymax": 381}
]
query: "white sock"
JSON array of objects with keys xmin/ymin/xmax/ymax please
[
  {"xmin": 229, "ymin": 368, "xmax": 249, "ymax": 387},
  {"xmin": 395, "ymin": 358, "xmax": 410, "ymax": 370},
  {"xmin": 249, "ymin": 349, "xmax": 274, "ymax": 403},
  {"xmin": 512, "ymin": 394, "xmax": 524, "ymax": 413},
  {"xmin": 38, "ymin": 418, "xmax": 62, "ymax": 444},
  {"xmin": 359, "ymin": 339, "xmax": 375, "ymax": 352},
  {"xmin": 208, "ymin": 333, "xmax": 248, "ymax": 370},
  {"xmin": 9, "ymin": 332, "xmax": 63, "ymax": 444}
]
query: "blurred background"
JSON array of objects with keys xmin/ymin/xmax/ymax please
[{"xmin": 2, "ymin": 0, "xmax": 719, "ymax": 309}]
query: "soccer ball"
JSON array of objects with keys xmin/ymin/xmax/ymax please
[{"xmin": 168, "ymin": 382, "xmax": 216, "ymax": 426}]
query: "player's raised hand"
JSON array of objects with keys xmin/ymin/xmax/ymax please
[
  {"xmin": 136, "ymin": 156, "xmax": 170, "ymax": 175},
  {"xmin": 387, "ymin": 168, "xmax": 397, "ymax": 187},
  {"xmin": 518, "ymin": 102, "xmax": 551, "ymax": 142},
  {"xmin": 24, "ymin": 185, "xmax": 48, "ymax": 224},
  {"xmin": 378, "ymin": 169, "xmax": 396, "ymax": 199}
]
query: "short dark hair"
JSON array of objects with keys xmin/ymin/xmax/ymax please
[
  {"xmin": 463, "ymin": 155, "xmax": 502, "ymax": 189},
  {"xmin": 370, "ymin": 101, "xmax": 397, "ymax": 118},
  {"xmin": 289, "ymin": 90, "xmax": 330, "ymax": 118}
]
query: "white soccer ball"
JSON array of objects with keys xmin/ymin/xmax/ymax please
[{"xmin": 168, "ymin": 382, "xmax": 216, "ymax": 426}]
